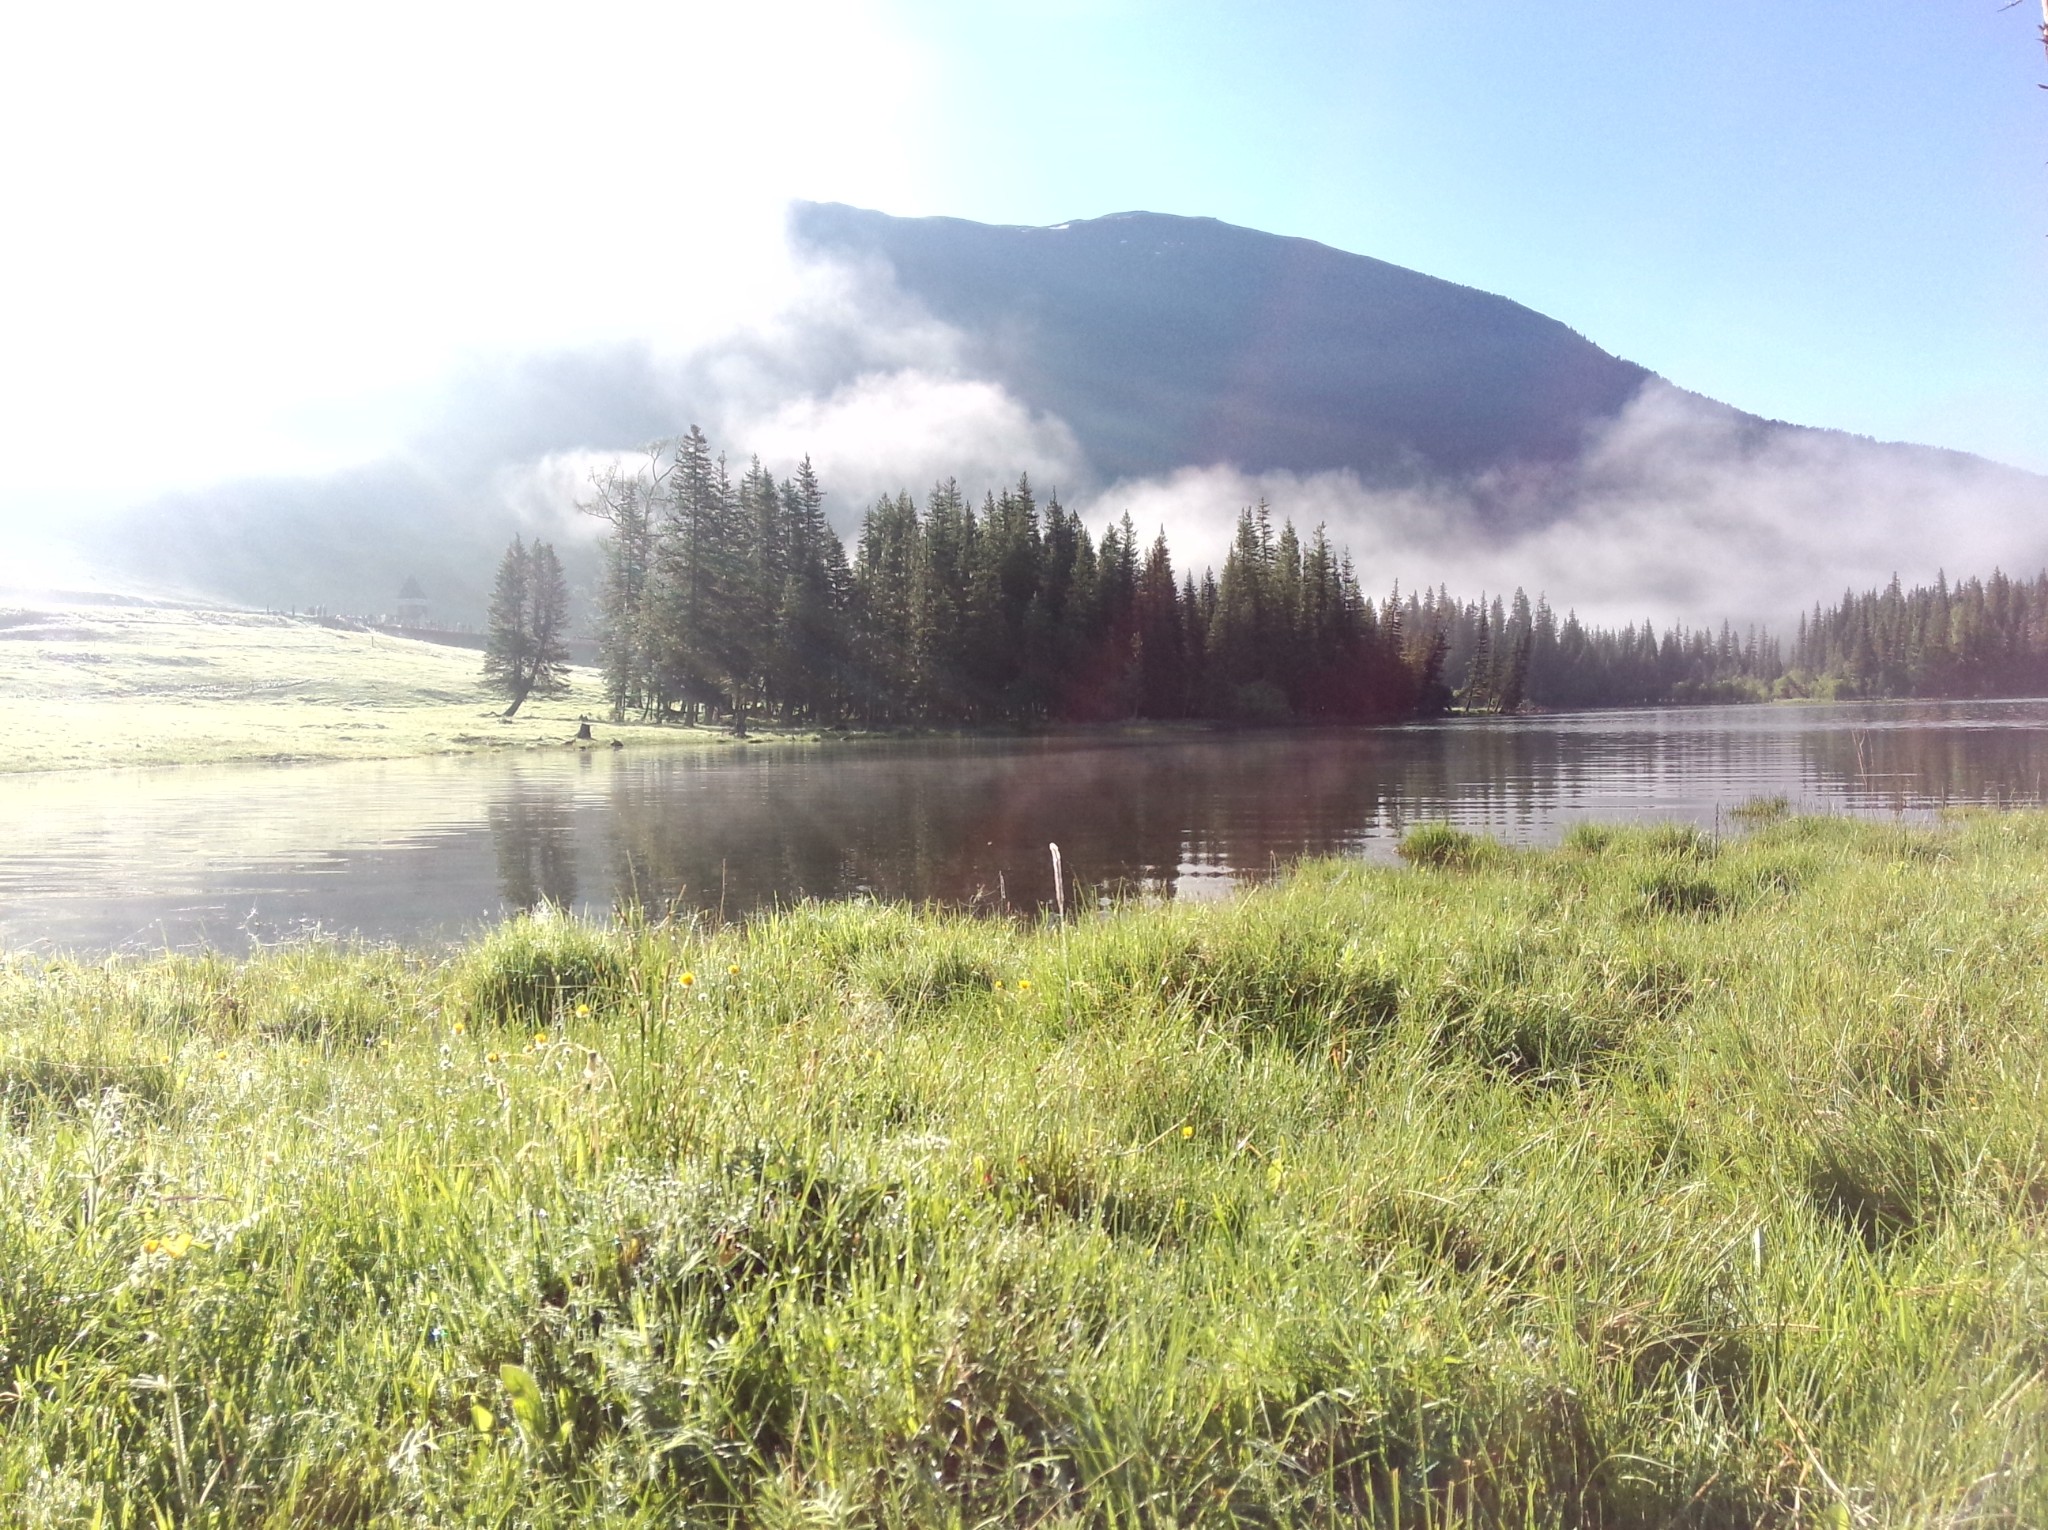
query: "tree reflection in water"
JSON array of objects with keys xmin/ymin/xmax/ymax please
[
  {"xmin": 489, "ymin": 785, "xmax": 579, "ymax": 912},
  {"xmin": 594, "ymin": 725, "xmax": 1801, "ymax": 922},
  {"xmin": 591, "ymin": 705, "xmax": 2048, "ymax": 925},
  {"xmin": 10, "ymin": 701, "xmax": 2046, "ymax": 954}
]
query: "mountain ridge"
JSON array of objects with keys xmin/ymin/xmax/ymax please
[
  {"xmin": 789, "ymin": 201, "xmax": 2043, "ymax": 516},
  {"xmin": 791, "ymin": 200, "xmax": 1660, "ymax": 497}
]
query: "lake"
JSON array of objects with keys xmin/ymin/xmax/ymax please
[{"xmin": 4, "ymin": 698, "xmax": 2047, "ymax": 953}]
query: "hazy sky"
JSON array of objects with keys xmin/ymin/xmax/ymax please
[{"xmin": 2, "ymin": 0, "xmax": 2041, "ymax": 529}]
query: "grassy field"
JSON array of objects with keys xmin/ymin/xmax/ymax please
[
  {"xmin": 0, "ymin": 604, "xmax": 777, "ymax": 773},
  {"xmin": 0, "ymin": 811, "xmax": 2043, "ymax": 1526}
]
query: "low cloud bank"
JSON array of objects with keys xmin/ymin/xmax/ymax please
[
  {"xmin": 1080, "ymin": 383, "xmax": 2048, "ymax": 628},
  {"xmin": 50, "ymin": 217, "xmax": 2048, "ymax": 630}
]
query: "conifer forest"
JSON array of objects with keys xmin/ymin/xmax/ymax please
[{"xmin": 579, "ymin": 429, "xmax": 2048, "ymax": 728}]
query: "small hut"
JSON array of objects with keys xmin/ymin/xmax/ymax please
[{"xmin": 395, "ymin": 578, "xmax": 429, "ymax": 627}]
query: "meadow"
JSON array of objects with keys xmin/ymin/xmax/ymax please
[
  {"xmin": 0, "ymin": 811, "xmax": 2041, "ymax": 1526},
  {"xmin": 0, "ymin": 605, "xmax": 765, "ymax": 773}
]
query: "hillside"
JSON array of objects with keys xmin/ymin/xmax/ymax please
[
  {"xmin": 0, "ymin": 604, "xmax": 732, "ymax": 773},
  {"xmin": 791, "ymin": 204, "xmax": 2048, "ymax": 539},
  {"xmin": 793, "ymin": 201, "xmax": 1655, "ymax": 485},
  {"xmin": 70, "ymin": 206, "xmax": 2048, "ymax": 622}
]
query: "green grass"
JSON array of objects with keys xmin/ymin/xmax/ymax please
[
  {"xmin": 0, "ymin": 814, "xmax": 2044, "ymax": 1525},
  {"xmin": 0, "ymin": 603, "xmax": 812, "ymax": 773}
]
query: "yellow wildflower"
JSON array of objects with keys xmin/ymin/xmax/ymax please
[
  {"xmin": 487, "ymin": 1050, "xmax": 502, "ymax": 1063},
  {"xmin": 452, "ymin": 1021, "xmax": 467, "ymax": 1035},
  {"xmin": 574, "ymin": 1003, "xmax": 590, "ymax": 1018},
  {"xmin": 679, "ymin": 972, "xmax": 695, "ymax": 987},
  {"xmin": 533, "ymin": 1032, "xmax": 549, "ymax": 1047},
  {"xmin": 728, "ymin": 963, "xmax": 741, "ymax": 976},
  {"xmin": 1181, "ymin": 1124, "xmax": 1195, "ymax": 1139},
  {"xmin": 1017, "ymin": 979, "xmax": 1031, "ymax": 991}
]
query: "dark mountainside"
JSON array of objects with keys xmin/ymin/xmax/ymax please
[
  {"xmin": 791, "ymin": 202, "xmax": 1656, "ymax": 488},
  {"xmin": 69, "ymin": 203, "xmax": 2048, "ymax": 623}
]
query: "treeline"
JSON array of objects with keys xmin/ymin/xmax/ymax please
[
  {"xmin": 581, "ymin": 429, "xmax": 1442, "ymax": 728},
  {"xmin": 1789, "ymin": 570, "xmax": 2048, "ymax": 699},
  {"xmin": 575, "ymin": 428, "xmax": 2045, "ymax": 726},
  {"xmin": 1414, "ymin": 588, "xmax": 1784, "ymax": 711}
]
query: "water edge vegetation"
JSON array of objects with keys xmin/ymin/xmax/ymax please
[{"xmin": 0, "ymin": 810, "xmax": 2040, "ymax": 1524}]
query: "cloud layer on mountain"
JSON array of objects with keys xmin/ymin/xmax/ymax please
[{"xmin": 33, "ymin": 205, "xmax": 2047, "ymax": 635}]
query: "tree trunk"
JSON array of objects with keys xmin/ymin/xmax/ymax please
[{"xmin": 501, "ymin": 680, "xmax": 531, "ymax": 718}]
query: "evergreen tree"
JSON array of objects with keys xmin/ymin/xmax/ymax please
[
  {"xmin": 482, "ymin": 537, "xmax": 572, "ymax": 717},
  {"xmin": 646, "ymin": 426, "xmax": 721, "ymax": 720},
  {"xmin": 769, "ymin": 458, "xmax": 850, "ymax": 722},
  {"xmin": 580, "ymin": 459, "xmax": 657, "ymax": 720},
  {"xmin": 1460, "ymin": 608, "xmax": 1494, "ymax": 713},
  {"xmin": 1133, "ymin": 531, "xmax": 1185, "ymax": 718}
]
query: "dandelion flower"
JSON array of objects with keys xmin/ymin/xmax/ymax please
[
  {"xmin": 214, "ymin": 1049, "xmax": 229, "ymax": 1061},
  {"xmin": 142, "ymin": 1237, "xmax": 162, "ymax": 1256},
  {"xmin": 1017, "ymin": 979, "xmax": 1031, "ymax": 991},
  {"xmin": 452, "ymin": 1021, "xmax": 467, "ymax": 1035},
  {"xmin": 533, "ymin": 1032, "xmax": 549, "ymax": 1047},
  {"xmin": 574, "ymin": 1003, "xmax": 590, "ymax": 1018},
  {"xmin": 728, "ymin": 963, "xmax": 741, "ymax": 976},
  {"xmin": 487, "ymin": 1050, "xmax": 502, "ymax": 1064},
  {"xmin": 1181, "ymin": 1124, "xmax": 1195, "ymax": 1139},
  {"xmin": 994, "ymin": 980, "xmax": 1004, "ymax": 991},
  {"xmin": 679, "ymin": 972, "xmax": 695, "ymax": 987}
]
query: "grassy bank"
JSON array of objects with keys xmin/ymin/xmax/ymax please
[
  {"xmin": 0, "ymin": 605, "xmax": 799, "ymax": 773},
  {"xmin": 1, "ymin": 813, "xmax": 2043, "ymax": 1525}
]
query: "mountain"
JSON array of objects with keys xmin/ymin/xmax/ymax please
[
  {"xmin": 791, "ymin": 202, "xmax": 1657, "ymax": 487},
  {"xmin": 70, "ymin": 203, "xmax": 2048, "ymax": 626}
]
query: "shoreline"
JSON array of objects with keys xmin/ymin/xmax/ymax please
[
  {"xmin": 0, "ymin": 813, "xmax": 2037, "ymax": 1518},
  {"xmin": 0, "ymin": 600, "xmax": 2036, "ymax": 780}
]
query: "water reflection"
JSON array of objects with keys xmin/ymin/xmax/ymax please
[
  {"xmin": 0, "ymin": 699, "xmax": 2045, "ymax": 952},
  {"xmin": 490, "ymin": 785, "xmax": 579, "ymax": 913},
  {"xmin": 1801, "ymin": 715, "xmax": 2048, "ymax": 808}
]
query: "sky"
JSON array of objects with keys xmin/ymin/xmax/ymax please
[{"xmin": 0, "ymin": 0, "xmax": 2042, "ymax": 603}]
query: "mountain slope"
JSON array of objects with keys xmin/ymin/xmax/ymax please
[{"xmin": 791, "ymin": 202, "xmax": 1657, "ymax": 485}]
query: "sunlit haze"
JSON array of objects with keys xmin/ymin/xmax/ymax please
[{"xmin": 2, "ymin": 0, "xmax": 2042, "ymax": 619}]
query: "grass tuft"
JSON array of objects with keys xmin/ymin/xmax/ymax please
[
  {"xmin": 453, "ymin": 911, "xmax": 634, "ymax": 1026},
  {"xmin": 0, "ymin": 813, "xmax": 2039, "ymax": 1523},
  {"xmin": 1397, "ymin": 821, "xmax": 1508, "ymax": 870}
]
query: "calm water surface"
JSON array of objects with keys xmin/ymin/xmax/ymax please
[{"xmin": 4, "ymin": 698, "xmax": 2048, "ymax": 952}]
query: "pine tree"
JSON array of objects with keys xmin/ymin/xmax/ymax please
[
  {"xmin": 1460, "ymin": 609, "xmax": 1495, "ymax": 713},
  {"xmin": 646, "ymin": 427, "xmax": 721, "ymax": 720},
  {"xmin": 769, "ymin": 458, "xmax": 850, "ymax": 722},
  {"xmin": 580, "ymin": 458, "xmax": 658, "ymax": 721},
  {"xmin": 482, "ymin": 537, "xmax": 572, "ymax": 717},
  {"xmin": 1133, "ymin": 531, "xmax": 1185, "ymax": 717}
]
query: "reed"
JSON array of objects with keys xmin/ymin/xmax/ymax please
[{"xmin": 0, "ymin": 812, "xmax": 2041, "ymax": 1525}]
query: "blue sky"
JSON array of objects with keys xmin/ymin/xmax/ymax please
[
  {"xmin": 0, "ymin": 0, "xmax": 2040, "ymax": 534},
  {"xmin": 885, "ymin": 0, "xmax": 2046, "ymax": 470}
]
